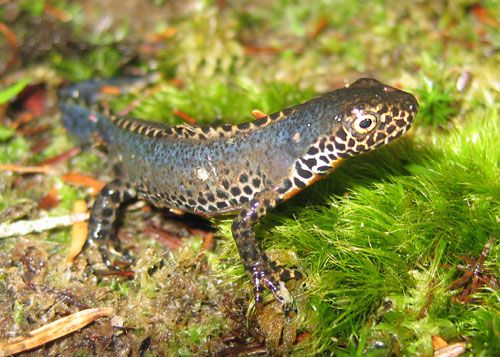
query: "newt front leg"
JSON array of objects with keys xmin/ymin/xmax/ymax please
[
  {"xmin": 231, "ymin": 189, "xmax": 302, "ymax": 305},
  {"xmin": 87, "ymin": 178, "xmax": 136, "ymax": 266}
]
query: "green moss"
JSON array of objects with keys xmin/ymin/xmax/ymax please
[
  {"xmin": 0, "ymin": 79, "xmax": 30, "ymax": 105},
  {"xmin": 0, "ymin": 124, "xmax": 15, "ymax": 142},
  {"xmin": 415, "ymin": 77, "xmax": 458, "ymax": 128},
  {"xmin": 116, "ymin": 77, "xmax": 314, "ymax": 126},
  {"xmin": 13, "ymin": 300, "xmax": 27, "ymax": 327},
  {"xmin": 109, "ymin": 281, "xmax": 131, "ymax": 297},
  {"xmin": 70, "ymin": 151, "xmax": 103, "ymax": 173},
  {"xmin": 50, "ymin": 182, "xmax": 86, "ymax": 215},
  {"xmin": 0, "ymin": 136, "xmax": 29, "ymax": 164},
  {"xmin": 52, "ymin": 46, "xmax": 125, "ymax": 82}
]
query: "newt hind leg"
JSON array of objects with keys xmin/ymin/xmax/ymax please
[
  {"xmin": 88, "ymin": 178, "xmax": 136, "ymax": 267},
  {"xmin": 231, "ymin": 189, "xmax": 302, "ymax": 306}
]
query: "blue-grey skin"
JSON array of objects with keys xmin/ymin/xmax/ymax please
[{"xmin": 60, "ymin": 77, "xmax": 418, "ymax": 305}]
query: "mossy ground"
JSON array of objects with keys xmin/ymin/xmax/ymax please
[{"xmin": 0, "ymin": 0, "xmax": 498, "ymax": 355}]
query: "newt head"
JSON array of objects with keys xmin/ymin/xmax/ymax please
[{"xmin": 333, "ymin": 78, "xmax": 418, "ymax": 154}]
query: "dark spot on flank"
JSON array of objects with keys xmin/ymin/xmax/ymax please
[
  {"xmin": 207, "ymin": 193, "xmax": 216, "ymax": 202},
  {"xmin": 222, "ymin": 124, "xmax": 233, "ymax": 132},
  {"xmin": 239, "ymin": 196, "xmax": 250, "ymax": 204},
  {"xmin": 208, "ymin": 205, "xmax": 217, "ymax": 212},
  {"xmin": 239, "ymin": 173, "xmax": 248, "ymax": 183},
  {"xmin": 230, "ymin": 187, "xmax": 241, "ymax": 196},
  {"xmin": 326, "ymin": 143, "xmax": 334, "ymax": 151},
  {"xmin": 243, "ymin": 185, "xmax": 253, "ymax": 195},
  {"xmin": 319, "ymin": 155, "xmax": 329, "ymax": 163},
  {"xmin": 366, "ymin": 135, "xmax": 375, "ymax": 147},
  {"xmin": 252, "ymin": 178, "xmax": 261, "ymax": 188},
  {"xmin": 230, "ymin": 198, "xmax": 239, "ymax": 205},
  {"xmin": 198, "ymin": 197, "xmax": 207, "ymax": 205},
  {"xmin": 376, "ymin": 132, "xmax": 387, "ymax": 141},
  {"xmin": 347, "ymin": 138, "xmax": 356, "ymax": 147},
  {"xmin": 216, "ymin": 190, "xmax": 228, "ymax": 199},
  {"xmin": 187, "ymin": 199, "xmax": 196, "ymax": 206},
  {"xmin": 216, "ymin": 201, "xmax": 228, "ymax": 209},
  {"xmin": 222, "ymin": 180, "xmax": 230, "ymax": 190},
  {"xmin": 238, "ymin": 122, "xmax": 251, "ymax": 130},
  {"xmin": 302, "ymin": 158, "xmax": 317, "ymax": 168},
  {"xmin": 392, "ymin": 107, "xmax": 399, "ymax": 117},
  {"xmin": 317, "ymin": 165, "xmax": 330, "ymax": 172},
  {"xmin": 294, "ymin": 177, "xmax": 307, "ymax": 188},
  {"xmin": 296, "ymin": 165, "xmax": 313, "ymax": 179},
  {"xmin": 334, "ymin": 141, "xmax": 346, "ymax": 151},
  {"xmin": 355, "ymin": 144, "xmax": 366, "ymax": 152},
  {"xmin": 336, "ymin": 128, "xmax": 347, "ymax": 141},
  {"xmin": 307, "ymin": 146, "xmax": 319, "ymax": 155},
  {"xmin": 201, "ymin": 126, "xmax": 211, "ymax": 134}
]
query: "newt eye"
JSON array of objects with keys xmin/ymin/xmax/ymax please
[{"xmin": 352, "ymin": 113, "xmax": 377, "ymax": 134}]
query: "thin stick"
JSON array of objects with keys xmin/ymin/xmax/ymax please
[
  {"xmin": 0, "ymin": 164, "xmax": 52, "ymax": 174},
  {"xmin": 0, "ymin": 212, "xmax": 89, "ymax": 238},
  {"xmin": 0, "ymin": 307, "xmax": 114, "ymax": 356}
]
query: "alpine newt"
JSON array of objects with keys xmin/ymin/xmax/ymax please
[{"xmin": 59, "ymin": 77, "xmax": 418, "ymax": 305}]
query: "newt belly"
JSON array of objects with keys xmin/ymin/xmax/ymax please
[{"xmin": 59, "ymin": 77, "xmax": 418, "ymax": 305}]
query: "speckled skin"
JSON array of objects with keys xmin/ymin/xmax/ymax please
[{"xmin": 60, "ymin": 77, "xmax": 418, "ymax": 305}]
